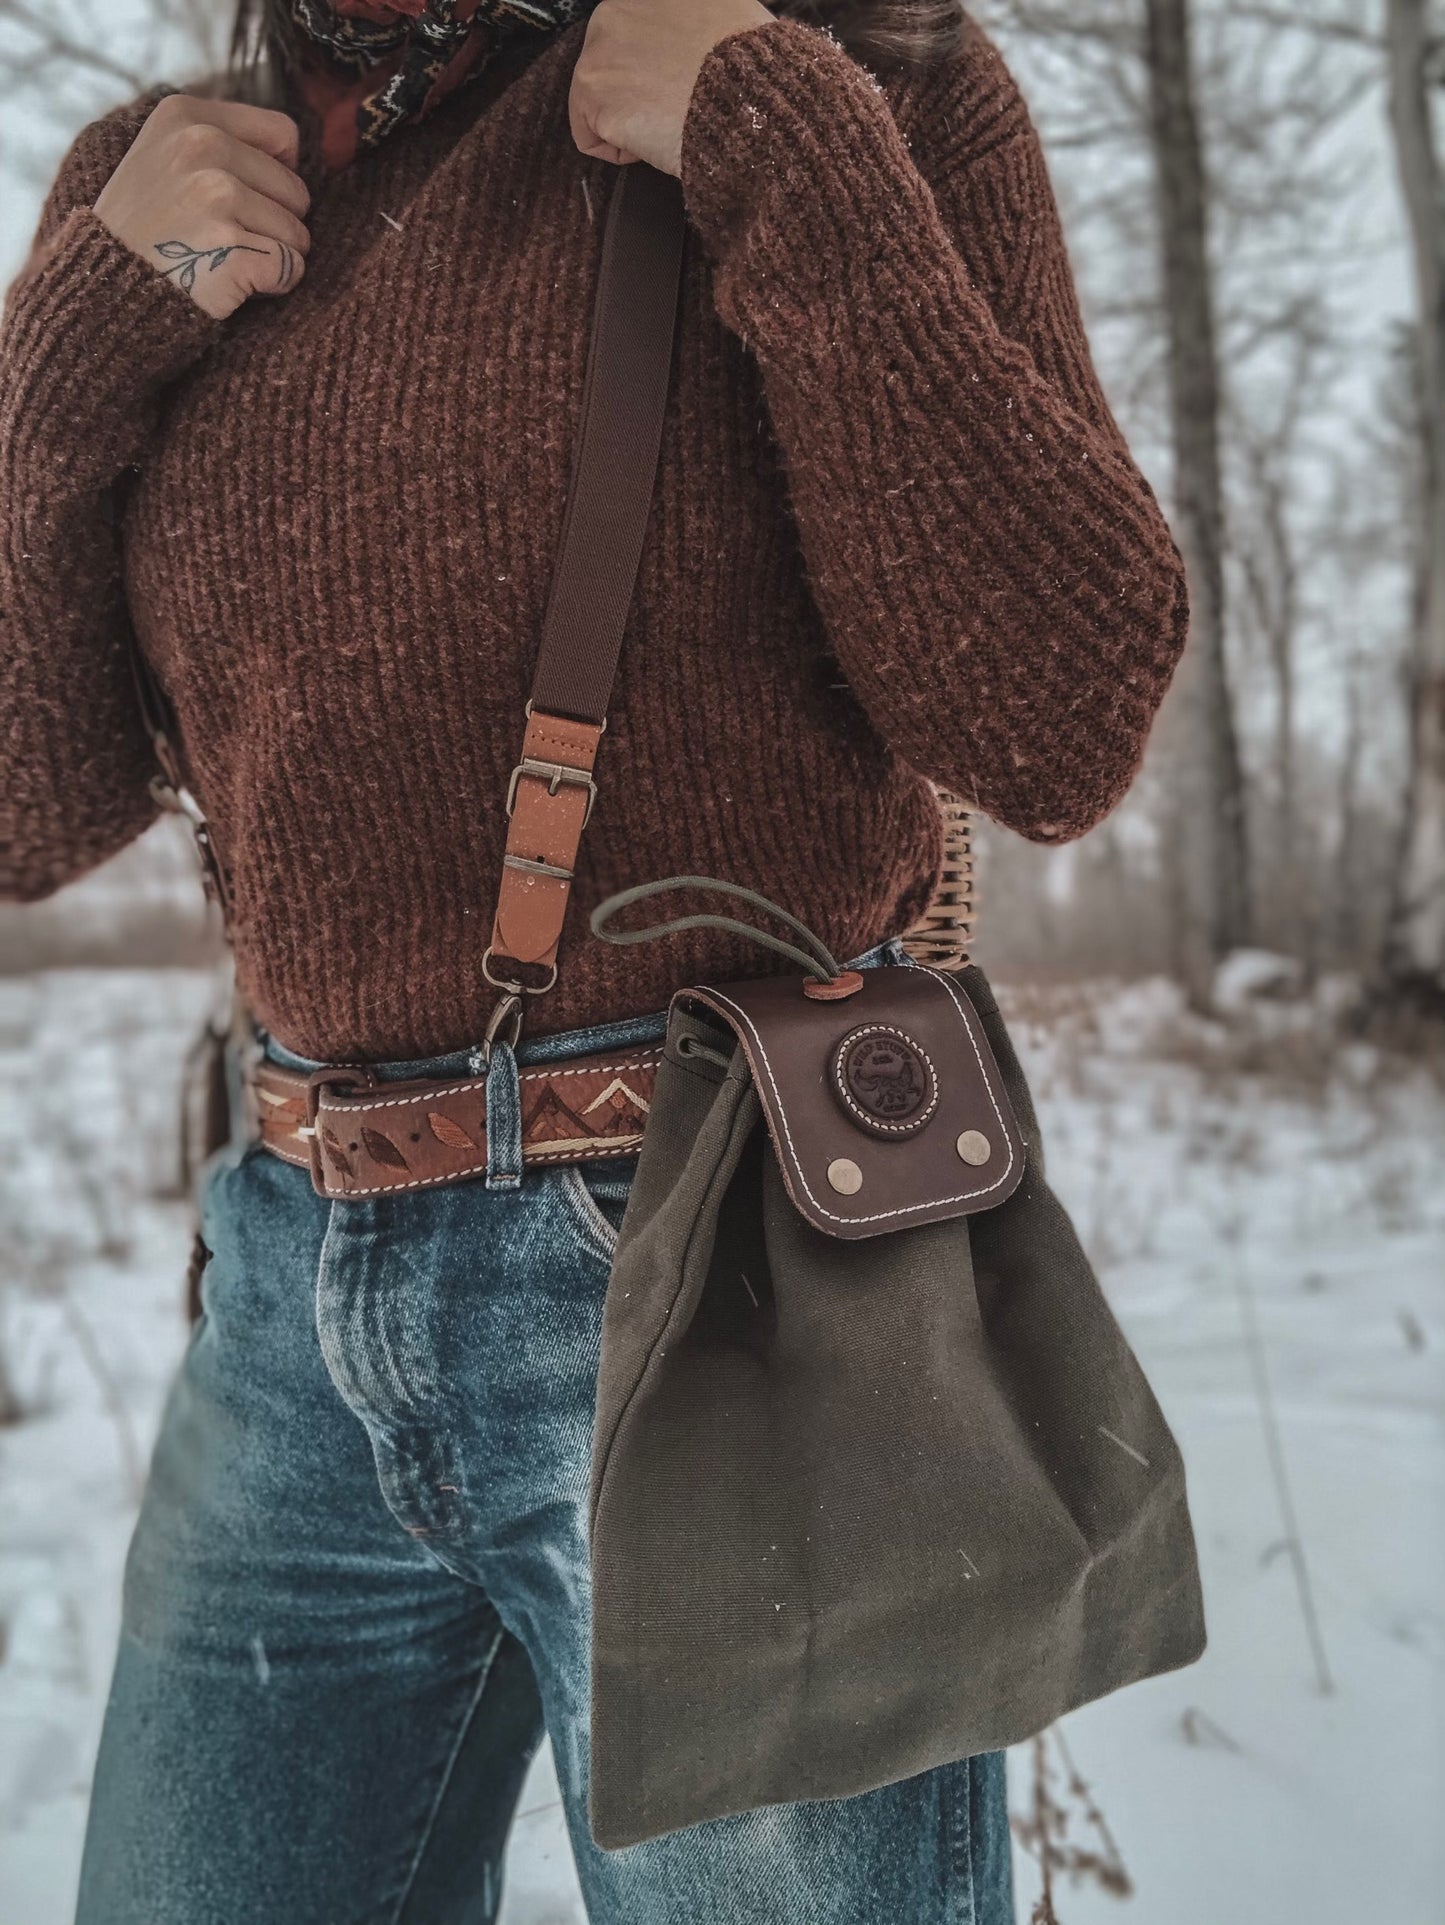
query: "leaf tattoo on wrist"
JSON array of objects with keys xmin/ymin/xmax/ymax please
[{"xmin": 154, "ymin": 238, "xmax": 270, "ymax": 292}]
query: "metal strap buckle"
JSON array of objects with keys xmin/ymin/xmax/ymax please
[
  {"xmin": 480, "ymin": 949, "xmax": 560, "ymax": 998},
  {"xmin": 478, "ymin": 989, "xmax": 525, "ymax": 1067},
  {"xmin": 504, "ymin": 853, "xmax": 574, "ymax": 882},
  {"xmin": 478, "ymin": 951, "xmax": 560, "ymax": 1067},
  {"xmin": 148, "ymin": 772, "xmax": 229, "ymax": 917},
  {"xmin": 300, "ymin": 1066, "xmax": 379, "ymax": 1194},
  {"xmin": 505, "ymin": 758, "xmax": 598, "ymax": 826}
]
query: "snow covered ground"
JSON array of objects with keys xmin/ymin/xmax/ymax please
[{"xmin": 1, "ymin": 965, "xmax": 1441, "ymax": 1924}]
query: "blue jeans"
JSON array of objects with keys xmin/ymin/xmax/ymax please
[{"xmin": 77, "ymin": 963, "xmax": 1014, "ymax": 1924}]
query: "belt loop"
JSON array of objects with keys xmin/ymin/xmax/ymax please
[{"xmin": 483, "ymin": 1039, "xmax": 524, "ymax": 1192}]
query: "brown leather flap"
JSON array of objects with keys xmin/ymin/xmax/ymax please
[{"xmin": 678, "ymin": 967, "xmax": 1024, "ymax": 1241}]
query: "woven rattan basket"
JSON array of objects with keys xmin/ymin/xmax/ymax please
[{"xmin": 900, "ymin": 787, "xmax": 976, "ymax": 971}]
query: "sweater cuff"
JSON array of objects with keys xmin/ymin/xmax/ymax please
[
  {"xmin": 681, "ymin": 18, "xmax": 929, "ymax": 265},
  {"xmin": 3, "ymin": 206, "xmax": 221, "ymax": 468}
]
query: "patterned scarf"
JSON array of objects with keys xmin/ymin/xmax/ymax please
[{"xmin": 290, "ymin": 0, "xmax": 597, "ymax": 173}]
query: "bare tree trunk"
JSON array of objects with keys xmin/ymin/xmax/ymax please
[
  {"xmin": 1144, "ymin": 0, "xmax": 1252, "ymax": 1002},
  {"xmin": 1379, "ymin": 0, "xmax": 1445, "ymax": 1011},
  {"xmin": 1335, "ymin": 651, "xmax": 1367, "ymax": 967},
  {"xmin": 1238, "ymin": 423, "xmax": 1305, "ymax": 957}
]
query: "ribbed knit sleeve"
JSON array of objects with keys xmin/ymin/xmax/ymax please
[
  {"xmin": 1, "ymin": 97, "xmax": 222, "ymax": 900},
  {"xmin": 679, "ymin": 19, "xmax": 1188, "ymax": 844}
]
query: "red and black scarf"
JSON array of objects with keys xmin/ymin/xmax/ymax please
[{"xmin": 290, "ymin": 0, "xmax": 596, "ymax": 173}]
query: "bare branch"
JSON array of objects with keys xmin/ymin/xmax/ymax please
[
  {"xmin": 0, "ymin": 0, "xmax": 150, "ymax": 91},
  {"xmin": 1220, "ymin": 2, "xmax": 1384, "ymax": 51}
]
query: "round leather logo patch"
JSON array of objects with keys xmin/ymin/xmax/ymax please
[{"xmin": 833, "ymin": 1025, "xmax": 939, "ymax": 1138}]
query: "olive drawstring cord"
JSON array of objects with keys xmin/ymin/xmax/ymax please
[{"xmin": 589, "ymin": 876, "xmax": 844, "ymax": 985}]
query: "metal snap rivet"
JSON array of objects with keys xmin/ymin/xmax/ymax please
[
  {"xmin": 956, "ymin": 1130, "xmax": 992, "ymax": 1166},
  {"xmin": 827, "ymin": 1157, "xmax": 864, "ymax": 1195}
]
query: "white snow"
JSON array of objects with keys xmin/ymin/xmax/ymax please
[{"xmin": 1, "ymin": 967, "xmax": 1441, "ymax": 1923}]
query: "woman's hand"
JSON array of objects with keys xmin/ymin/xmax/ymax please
[
  {"xmin": 570, "ymin": 0, "xmax": 776, "ymax": 175},
  {"xmin": 93, "ymin": 95, "xmax": 311, "ymax": 319}
]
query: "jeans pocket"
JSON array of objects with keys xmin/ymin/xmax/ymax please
[{"xmin": 556, "ymin": 1162, "xmax": 632, "ymax": 1261}]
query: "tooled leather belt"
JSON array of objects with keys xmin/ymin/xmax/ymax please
[{"xmin": 247, "ymin": 1045, "xmax": 662, "ymax": 1200}]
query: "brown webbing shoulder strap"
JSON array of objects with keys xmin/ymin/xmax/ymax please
[
  {"xmin": 483, "ymin": 164, "xmax": 687, "ymax": 1042},
  {"xmin": 532, "ymin": 163, "xmax": 687, "ymax": 725}
]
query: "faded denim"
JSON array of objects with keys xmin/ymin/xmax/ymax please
[{"xmin": 76, "ymin": 969, "xmax": 1014, "ymax": 1925}]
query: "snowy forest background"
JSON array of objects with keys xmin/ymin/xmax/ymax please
[{"xmin": 1, "ymin": 1, "xmax": 1442, "ymax": 1921}]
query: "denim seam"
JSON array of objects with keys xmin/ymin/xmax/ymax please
[
  {"xmin": 946, "ymin": 1755, "xmax": 978, "ymax": 1925},
  {"xmin": 387, "ymin": 1624, "xmax": 507, "ymax": 1925},
  {"xmin": 383, "ymin": 1424, "xmax": 469, "ymax": 1541}
]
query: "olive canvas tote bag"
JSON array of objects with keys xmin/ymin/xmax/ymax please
[
  {"xmin": 586, "ymin": 887, "xmax": 1206, "ymax": 1849},
  {"xmin": 409, "ymin": 160, "xmax": 1206, "ymax": 1854}
]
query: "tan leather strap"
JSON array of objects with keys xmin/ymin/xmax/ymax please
[
  {"xmin": 249, "ymin": 1042, "xmax": 663, "ymax": 1199},
  {"xmin": 486, "ymin": 163, "xmax": 686, "ymax": 1011},
  {"xmin": 128, "ymin": 635, "xmax": 231, "ymax": 922},
  {"xmin": 488, "ymin": 707, "xmax": 604, "ymax": 990}
]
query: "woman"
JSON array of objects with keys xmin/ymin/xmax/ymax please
[{"xmin": 1, "ymin": 0, "xmax": 1188, "ymax": 1917}]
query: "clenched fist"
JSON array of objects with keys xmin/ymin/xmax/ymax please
[
  {"xmin": 93, "ymin": 94, "xmax": 311, "ymax": 319},
  {"xmin": 570, "ymin": 0, "xmax": 776, "ymax": 175}
]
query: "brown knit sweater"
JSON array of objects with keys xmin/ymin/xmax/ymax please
[{"xmin": 0, "ymin": 17, "xmax": 1187, "ymax": 1059}]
